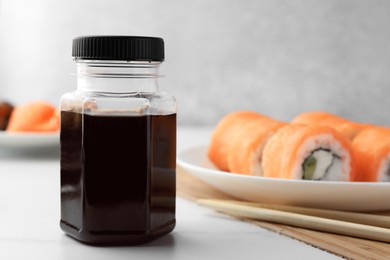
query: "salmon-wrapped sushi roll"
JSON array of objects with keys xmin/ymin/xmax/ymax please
[
  {"xmin": 6, "ymin": 101, "xmax": 59, "ymax": 132},
  {"xmin": 353, "ymin": 127, "xmax": 390, "ymax": 182},
  {"xmin": 227, "ymin": 117, "xmax": 286, "ymax": 175},
  {"xmin": 292, "ymin": 111, "xmax": 369, "ymax": 140},
  {"xmin": 262, "ymin": 124, "xmax": 356, "ymax": 181},
  {"xmin": 318, "ymin": 117, "xmax": 370, "ymax": 141},
  {"xmin": 208, "ymin": 111, "xmax": 265, "ymax": 171},
  {"xmin": 291, "ymin": 111, "xmax": 335, "ymax": 125}
]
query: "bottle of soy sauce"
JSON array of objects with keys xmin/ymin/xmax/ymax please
[{"xmin": 60, "ymin": 36, "xmax": 176, "ymax": 245}]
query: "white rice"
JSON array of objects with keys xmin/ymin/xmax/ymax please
[
  {"xmin": 291, "ymin": 134, "xmax": 351, "ymax": 181},
  {"xmin": 250, "ymin": 134, "xmax": 274, "ymax": 176}
]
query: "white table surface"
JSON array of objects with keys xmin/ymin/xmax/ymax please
[{"xmin": 0, "ymin": 127, "xmax": 339, "ymax": 260}]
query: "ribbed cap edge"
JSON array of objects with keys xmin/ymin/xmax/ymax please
[{"xmin": 72, "ymin": 36, "xmax": 164, "ymax": 61}]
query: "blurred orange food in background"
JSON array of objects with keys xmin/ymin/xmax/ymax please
[{"xmin": 6, "ymin": 101, "xmax": 60, "ymax": 132}]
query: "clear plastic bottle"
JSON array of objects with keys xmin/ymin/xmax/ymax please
[{"xmin": 60, "ymin": 36, "xmax": 176, "ymax": 245}]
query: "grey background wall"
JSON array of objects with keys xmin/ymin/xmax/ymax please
[{"xmin": 0, "ymin": 0, "xmax": 389, "ymax": 126}]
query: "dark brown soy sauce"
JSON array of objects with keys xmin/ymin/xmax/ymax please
[{"xmin": 60, "ymin": 111, "xmax": 176, "ymax": 245}]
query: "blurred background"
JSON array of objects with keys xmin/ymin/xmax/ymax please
[{"xmin": 0, "ymin": 0, "xmax": 390, "ymax": 126}]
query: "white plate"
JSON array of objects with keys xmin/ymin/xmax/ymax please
[
  {"xmin": 0, "ymin": 131, "xmax": 59, "ymax": 150},
  {"xmin": 177, "ymin": 145, "xmax": 390, "ymax": 212}
]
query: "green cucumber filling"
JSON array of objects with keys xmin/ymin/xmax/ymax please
[{"xmin": 302, "ymin": 149, "xmax": 338, "ymax": 180}]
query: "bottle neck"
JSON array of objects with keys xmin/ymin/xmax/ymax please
[{"xmin": 75, "ymin": 60, "xmax": 161, "ymax": 94}]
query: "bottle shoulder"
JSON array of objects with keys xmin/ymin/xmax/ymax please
[{"xmin": 61, "ymin": 91, "xmax": 176, "ymax": 115}]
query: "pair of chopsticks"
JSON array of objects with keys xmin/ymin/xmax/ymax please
[{"xmin": 197, "ymin": 199, "xmax": 390, "ymax": 243}]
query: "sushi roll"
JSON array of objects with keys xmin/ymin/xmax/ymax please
[
  {"xmin": 6, "ymin": 101, "xmax": 60, "ymax": 132},
  {"xmin": 227, "ymin": 117, "xmax": 286, "ymax": 175},
  {"xmin": 208, "ymin": 111, "xmax": 265, "ymax": 171},
  {"xmin": 262, "ymin": 124, "xmax": 356, "ymax": 181},
  {"xmin": 318, "ymin": 117, "xmax": 370, "ymax": 141},
  {"xmin": 352, "ymin": 127, "xmax": 390, "ymax": 182},
  {"xmin": 291, "ymin": 111, "xmax": 335, "ymax": 125},
  {"xmin": 292, "ymin": 111, "xmax": 369, "ymax": 140}
]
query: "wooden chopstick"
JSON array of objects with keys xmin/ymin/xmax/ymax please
[
  {"xmin": 198, "ymin": 199, "xmax": 390, "ymax": 243},
  {"xmin": 201, "ymin": 199, "xmax": 390, "ymax": 229}
]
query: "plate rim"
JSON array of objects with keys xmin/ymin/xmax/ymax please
[
  {"xmin": 178, "ymin": 144, "xmax": 390, "ymax": 211},
  {"xmin": 0, "ymin": 131, "xmax": 59, "ymax": 137},
  {"xmin": 0, "ymin": 131, "xmax": 60, "ymax": 149}
]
